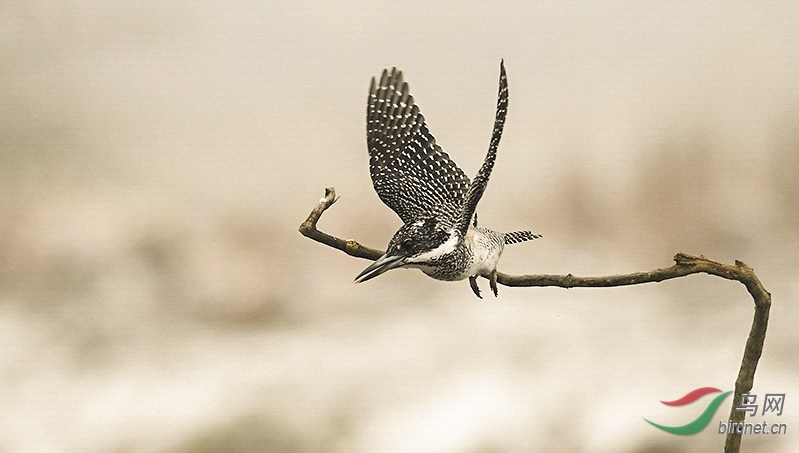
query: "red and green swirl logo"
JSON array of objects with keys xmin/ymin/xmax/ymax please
[{"xmin": 645, "ymin": 387, "xmax": 732, "ymax": 435}]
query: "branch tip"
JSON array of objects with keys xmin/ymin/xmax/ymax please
[{"xmin": 323, "ymin": 187, "xmax": 338, "ymax": 205}]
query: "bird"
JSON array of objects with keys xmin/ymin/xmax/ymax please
[{"xmin": 354, "ymin": 60, "xmax": 540, "ymax": 298}]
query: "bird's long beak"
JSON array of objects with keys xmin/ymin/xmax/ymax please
[{"xmin": 354, "ymin": 254, "xmax": 406, "ymax": 283}]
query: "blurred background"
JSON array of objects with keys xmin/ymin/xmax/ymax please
[{"xmin": 1, "ymin": 1, "xmax": 798, "ymax": 452}]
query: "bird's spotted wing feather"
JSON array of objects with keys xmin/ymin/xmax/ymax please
[
  {"xmin": 367, "ymin": 68, "xmax": 471, "ymax": 225},
  {"xmin": 455, "ymin": 60, "xmax": 508, "ymax": 235}
]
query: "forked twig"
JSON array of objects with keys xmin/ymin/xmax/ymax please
[{"xmin": 300, "ymin": 187, "xmax": 771, "ymax": 453}]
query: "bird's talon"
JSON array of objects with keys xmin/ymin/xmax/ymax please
[
  {"xmin": 490, "ymin": 271, "xmax": 499, "ymax": 297},
  {"xmin": 469, "ymin": 276, "xmax": 483, "ymax": 299}
]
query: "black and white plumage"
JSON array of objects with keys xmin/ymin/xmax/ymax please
[{"xmin": 355, "ymin": 61, "xmax": 541, "ymax": 298}]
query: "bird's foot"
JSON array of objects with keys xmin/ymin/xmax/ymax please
[{"xmin": 469, "ymin": 275, "xmax": 482, "ymax": 299}]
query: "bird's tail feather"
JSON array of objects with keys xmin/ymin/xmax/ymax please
[{"xmin": 503, "ymin": 230, "xmax": 542, "ymax": 245}]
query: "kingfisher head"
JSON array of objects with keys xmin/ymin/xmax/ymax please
[{"xmin": 354, "ymin": 218, "xmax": 459, "ymax": 283}]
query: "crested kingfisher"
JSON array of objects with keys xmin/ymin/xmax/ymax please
[{"xmin": 354, "ymin": 61, "xmax": 540, "ymax": 298}]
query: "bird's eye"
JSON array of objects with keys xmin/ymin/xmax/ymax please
[{"xmin": 400, "ymin": 239, "xmax": 413, "ymax": 249}]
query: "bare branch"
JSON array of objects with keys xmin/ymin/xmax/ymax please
[
  {"xmin": 299, "ymin": 187, "xmax": 771, "ymax": 453},
  {"xmin": 299, "ymin": 187, "xmax": 383, "ymax": 261}
]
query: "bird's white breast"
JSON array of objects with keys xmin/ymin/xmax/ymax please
[{"xmin": 462, "ymin": 226, "xmax": 504, "ymax": 279}]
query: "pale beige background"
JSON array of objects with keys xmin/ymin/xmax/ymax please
[{"xmin": 1, "ymin": 1, "xmax": 797, "ymax": 452}]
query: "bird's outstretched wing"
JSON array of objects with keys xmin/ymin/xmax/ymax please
[
  {"xmin": 367, "ymin": 68, "xmax": 471, "ymax": 225},
  {"xmin": 455, "ymin": 60, "xmax": 508, "ymax": 235}
]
